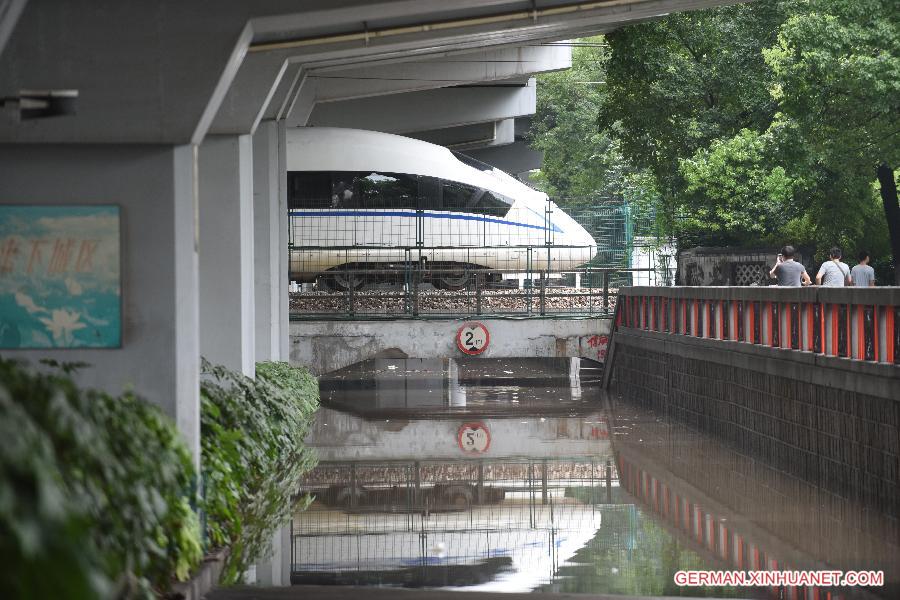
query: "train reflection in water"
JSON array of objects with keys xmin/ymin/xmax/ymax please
[
  {"xmin": 295, "ymin": 357, "xmax": 618, "ymax": 592},
  {"xmin": 292, "ymin": 357, "xmax": 893, "ymax": 598},
  {"xmin": 317, "ymin": 480, "xmax": 507, "ymax": 513}
]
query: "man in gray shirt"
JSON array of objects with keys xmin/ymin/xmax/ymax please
[
  {"xmin": 851, "ymin": 250, "xmax": 876, "ymax": 287},
  {"xmin": 816, "ymin": 247, "xmax": 852, "ymax": 287},
  {"xmin": 769, "ymin": 245, "xmax": 810, "ymax": 286}
]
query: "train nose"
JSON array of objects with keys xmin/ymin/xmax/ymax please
[{"xmin": 570, "ymin": 218, "xmax": 597, "ymax": 258}]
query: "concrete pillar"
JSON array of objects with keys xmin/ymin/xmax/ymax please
[
  {"xmin": 255, "ymin": 523, "xmax": 292, "ymax": 586},
  {"xmin": 0, "ymin": 143, "xmax": 201, "ymax": 463},
  {"xmin": 277, "ymin": 122, "xmax": 290, "ymax": 361},
  {"xmin": 198, "ymin": 135, "xmax": 255, "ymax": 376},
  {"xmin": 252, "ymin": 121, "xmax": 289, "ymax": 362},
  {"xmin": 249, "ymin": 121, "xmax": 291, "ymax": 586}
]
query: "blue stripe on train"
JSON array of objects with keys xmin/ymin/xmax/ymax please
[{"xmin": 288, "ymin": 209, "xmax": 563, "ymax": 234}]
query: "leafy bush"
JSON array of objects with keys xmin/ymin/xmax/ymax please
[
  {"xmin": 0, "ymin": 358, "xmax": 202, "ymax": 599},
  {"xmin": 200, "ymin": 360, "xmax": 318, "ymax": 583}
]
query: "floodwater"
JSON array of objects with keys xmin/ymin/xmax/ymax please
[{"xmin": 293, "ymin": 358, "xmax": 894, "ymax": 599}]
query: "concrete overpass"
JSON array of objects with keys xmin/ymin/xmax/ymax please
[
  {"xmin": 0, "ymin": 0, "xmax": 742, "ymax": 462},
  {"xmin": 0, "ymin": 0, "xmax": 744, "ymax": 585}
]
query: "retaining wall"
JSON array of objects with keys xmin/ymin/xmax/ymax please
[
  {"xmin": 609, "ymin": 288, "xmax": 900, "ymax": 573},
  {"xmin": 290, "ymin": 317, "xmax": 612, "ymax": 375}
]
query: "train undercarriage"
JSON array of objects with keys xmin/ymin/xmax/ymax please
[{"xmin": 305, "ymin": 262, "xmax": 504, "ymax": 292}]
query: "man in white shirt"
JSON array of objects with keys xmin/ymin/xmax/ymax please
[
  {"xmin": 850, "ymin": 250, "xmax": 876, "ymax": 287},
  {"xmin": 816, "ymin": 247, "xmax": 852, "ymax": 287}
]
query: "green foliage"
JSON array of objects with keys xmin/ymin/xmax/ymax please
[
  {"xmin": 200, "ymin": 360, "xmax": 318, "ymax": 583},
  {"xmin": 679, "ymin": 128, "xmax": 797, "ymax": 244},
  {"xmin": 763, "ymin": 0, "xmax": 899, "ymax": 270},
  {"xmin": 599, "ymin": 1, "xmax": 787, "ymax": 207},
  {"xmin": 764, "ymin": 0, "xmax": 900, "ymax": 173},
  {"xmin": 533, "ymin": 0, "xmax": 897, "ymax": 273},
  {"xmin": 530, "ymin": 38, "xmax": 631, "ymax": 205},
  {"xmin": 0, "ymin": 358, "xmax": 202, "ymax": 599},
  {"xmin": 0, "ymin": 356, "xmax": 320, "ymax": 598}
]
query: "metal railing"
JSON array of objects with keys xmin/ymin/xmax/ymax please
[
  {"xmin": 288, "ymin": 245, "xmax": 662, "ymax": 319},
  {"xmin": 288, "ymin": 196, "xmax": 673, "ymax": 320},
  {"xmin": 616, "ymin": 286, "xmax": 900, "ymax": 365}
]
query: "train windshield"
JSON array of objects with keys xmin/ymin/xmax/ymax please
[{"xmin": 288, "ymin": 171, "xmax": 513, "ymax": 218}]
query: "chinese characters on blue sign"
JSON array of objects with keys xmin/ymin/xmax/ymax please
[{"xmin": 0, "ymin": 206, "xmax": 121, "ymax": 348}]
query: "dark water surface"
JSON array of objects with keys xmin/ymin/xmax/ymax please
[{"xmin": 292, "ymin": 358, "xmax": 892, "ymax": 599}]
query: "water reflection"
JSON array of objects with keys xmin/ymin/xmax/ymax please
[
  {"xmin": 293, "ymin": 358, "xmax": 890, "ymax": 599},
  {"xmin": 318, "ymin": 357, "xmax": 589, "ymax": 417}
]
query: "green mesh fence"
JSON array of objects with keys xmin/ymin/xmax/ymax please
[{"xmin": 564, "ymin": 198, "xmax": 667, "ymax": 289}]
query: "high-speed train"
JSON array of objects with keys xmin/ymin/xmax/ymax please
[{"xmin": 287, "ymin": 127, "xmax": 596, "ymax": 290}]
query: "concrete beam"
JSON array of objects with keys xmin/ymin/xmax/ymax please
[
  {"xmin": 0, "ymin": 0, "xmax": 27, "ymax": 58},
  {"xmin": 306, "ymin": 79, "xmax": 536, "ymax": 134},
  {"xmin": 313, "ymin": 45, "xmax": 569, "ymax": 103},
  {"xmin": 466, "ymin": 140, "xmax": 544, "ymax": 175},
  {"xmin": 198, "ymin": 135, "xmax": 255, "ymax": 376},
  {"xmin": 1, "ymin": 0, "xmax": 741, "ymax": 143},
  {"xmin": 409, "ymin": 118, "xmax": 515, "ymax": 150},
  {"xmin": 289, "ymin": 318, "xmax": 611, "ymax": 375},
  {"xmin": 215, "ymin": 45, "xmax": 569, "ymax": 134}
]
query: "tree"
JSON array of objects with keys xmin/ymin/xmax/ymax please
[
  {"xmin": 598, "ymin": 0, "xmax": 789, "ymax": 227},
  {"xmin": 529, "ymin": 38, "xmax": 635, "ymax": 208},
  {"xmin": 764, "ymin": 0, "xmax": 900, "ymax": 281},
  {"xmin": 678, "ymin": 128, "xmax": 797, "ymax": 245}
]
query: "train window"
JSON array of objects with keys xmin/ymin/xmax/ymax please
[
  {"xmin": 288, "ymin": 171, "xmax": 332, "ymax": 209},
  {"xmin": 442, "ymin": 180, "xmax": 478, "ymax": 213},
  {"xmin": 475, "ymin": 190, "xmax": 512, "ymax": 217},
  {"xmin": 357, "ymin": 172, "xmax": 418, "ymax": 209},
  {"xmin": 289, "ymin": 171, "xmax": 512, "ymax": 217},
  {"xmin": 418, "ymin": 176, "xmax": 441, "ymax": 210},
  {"xmin": 329, "ymin": 173, "xmax": 361, "ymax": 209}
]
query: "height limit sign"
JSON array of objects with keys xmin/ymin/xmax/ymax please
[{"xmin": 456, "ymin": 322, "xmax": 490, "ymax": 355}]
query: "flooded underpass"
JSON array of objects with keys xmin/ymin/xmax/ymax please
[{"xmin": 287, "ymin": 358, "xmax": 895, "ymax": 600}]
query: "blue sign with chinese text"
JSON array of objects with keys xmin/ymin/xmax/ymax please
[{"xmin": 0, "ymin": 205, "xmax": 121, "ymax": 348}]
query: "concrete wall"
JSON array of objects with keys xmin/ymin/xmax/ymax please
[
  {"xmin": 614, "ymin": 412, "xmax": 900, "ymax": 584},
  {"xmin": 0, "ymin": 143, "xmax": 200, "ymax": 458},
  {"xmin": 290, "ymin": 317, "xmax": 611, "ymax": 375},
  {"xmin": 308, "ymin": 407, "xmax": 610, "ymax": 461},
  {"xmin": 676, "ymin": 246, "xmax": 807, "ymax": 286},
  {"xmin": 251, "ymin": 121, "xmax": 290, "ymax": 362},
  {"xmin": 610, "ymin": 328, "xmax": 900, "ymax": 538}
]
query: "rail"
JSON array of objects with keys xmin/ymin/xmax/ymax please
[
  {"xmin": 289, "ymin": 244, "xmax": 660, "ymax": 319},
  {"xmin": 616, "ymin": 286, "xmax": 900, "ymax": 365}
]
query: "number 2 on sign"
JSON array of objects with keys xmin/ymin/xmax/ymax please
[{"xmin": 456, "ymin": 322, "xmax": 489, "ymax": 355}]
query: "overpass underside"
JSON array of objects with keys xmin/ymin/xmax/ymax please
[{"xmin": 2, "ymin": 0, "xmax": 747, "ymax": 587}]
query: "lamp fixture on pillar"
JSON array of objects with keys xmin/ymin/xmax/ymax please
[{"xmin": 0, "ymin": 89, "xmax": 78, "ymax": 119}]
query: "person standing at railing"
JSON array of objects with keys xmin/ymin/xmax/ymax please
[
  {"xmin": 815, "ymin": 247, "xmax": 852, "ymax": 287},
  {"xmin": 850, "ymin": 250, "xmax": 876, "ymax": 287},
  {"xmin": 769, "ymin": 245, "xmax": 811, "ymax": 286}
]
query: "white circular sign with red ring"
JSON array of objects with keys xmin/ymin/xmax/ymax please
[
  {"xmin": 457, "ymin": 422, "xmax": 491, "ymax": 454},
  {"xmin": 456, "ymin": 322, "xmax": 490, "ymax": 355}
]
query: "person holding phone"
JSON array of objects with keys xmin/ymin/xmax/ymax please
[{"xmin": 769, "ymin": 245, "xmax": 810, "ymax": 286}]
